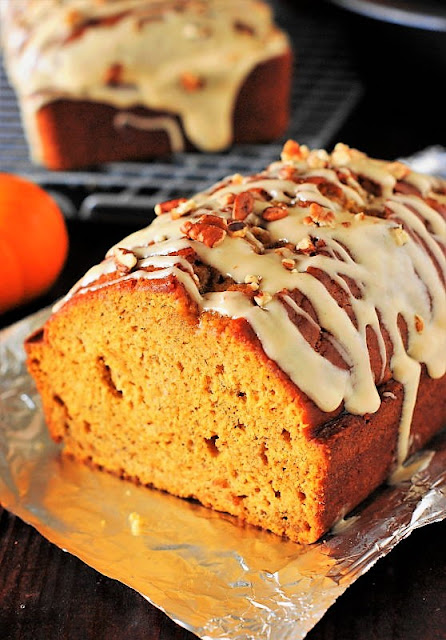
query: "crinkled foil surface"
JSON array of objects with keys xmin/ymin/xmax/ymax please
[{"xmin": 1, "ymin": 308, "xmax": 445, "ymax": 640}]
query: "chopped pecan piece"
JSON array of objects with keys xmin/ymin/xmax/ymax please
[
  {"xmin": 262, "ymin": 205, "xmax": 288, "ymax": 221},
  {"xmin": 244, "ymin": 212, "xmax": 262, "ymax": 226},
  {"xmin": 247, "ymin": 187, "xmax": 272, "ymax": 202},
  {"xmin": 307, "ymin": 149, "xmax": 330, "ymax": 169},
  {"xmin": 199, "ymin": 225, "xmax": 227, "ymax": 248},
  {"xmin": 232, "ymin": 191, "xmax": 255, "ymax": 220},
  {"xmin": 231, "ymin": 174, "xmax": 244, "ymax": 186},
  {"xmin": 228, "ymin": 221, "xmax": 247, "ymax": 237},
  {"xmin": 254, "ymin": 291, "xmax": 273, "ymax": 307},
  {"xmin": 274, "ymin": 246, "xmax": 293, "ymax": 258},
  {"xmin": 104, "ymin": 63, "xmax": 124, "ymax": 87},
  {"xmin": 180, "ymin": 72, "xmax": 205, "ymax": 91},
  {"xmin": 303, "ymin": 203, "xmax": 336, "ymax": 227},
  {"xmin": 414, "ymin": 314, "xmax": 424, "ymax": 333},
  {"xmin": 197, "ymin": 213, "xmax": 227, "ymax": 230},
  {"xmin": 181, "ymin": 221, "xmax": 226, "ymax": 248},
  {"xmin": 244, "ymin": 274, "xmax": 262, "ymax": 290},
  {"xmin": 331, "ymin": 142, "xmax": 359, "ymax": 165},
  {"xmin": 170, "ymin": 199, "xmax": 197, "ymax": 219},
  {"xmin": 155, "ymin": 198, "xmax": 187, "ymax": 216},
  {"xmin": 297, "ymin": 236, "xmax": 316, "ymax": 254},
  {"xmin": 281, "ymin": 140, "xmax": 309, "ymax": 162},
  {"xmin": 278, "ymin": 165, "xmax": 298, "ymax": 181},
  {"xmin": 250, "ymin": 226, "xmax": 271, "ymax": 245},
  {"xmin": 282, "ymin": 258, "xmax": 296, "ymax": 271},
  {"xmin": 113, "ymin": 247, "xmax": 137, "ymax": 273},
  {"xmin": 387, "ymin": 161, "xmax": 410, "ymax": 180},
  {"xmin": 391, "ymin": 226, "xmax": 410, "ymax": 246}
]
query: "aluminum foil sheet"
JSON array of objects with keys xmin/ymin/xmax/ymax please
[
  {"xmin": 402, "ymin": 145, "xmax": 446, "ymax": 178},
  {"xmin": 1, "ymin": 307, "xmax": 445, "ymax": 640}
]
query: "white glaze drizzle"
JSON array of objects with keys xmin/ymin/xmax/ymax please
[
  {"xmin": 52, "ymin": 142, "xmax": 446, "ymax": 469},
  {"xmin": 114, "ymin": 112, "xmax": 185, "ymax": 152},
  {"xmin": 0, "ymin": 0, "xmax": 290, "ymax": 161}
]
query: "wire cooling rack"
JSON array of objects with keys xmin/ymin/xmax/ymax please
[{"xmin": 0, "ymin": 2, "xmax": 363, "ymax": 224}]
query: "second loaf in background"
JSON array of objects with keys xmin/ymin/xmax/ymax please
[{"xmin": 0, "ymin": 0, "xmax": 292, "ymax": 169}]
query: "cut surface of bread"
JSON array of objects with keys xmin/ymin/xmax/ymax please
[{"xmin": 25, "ymin": 141, "xmax": 446, "ymax": 543}]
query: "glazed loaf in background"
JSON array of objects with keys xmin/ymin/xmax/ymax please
[
  {"xmin": 25, "ymin": 141, "xmax": 446, "ymax": 543},
  {"xmin": 0, "ymin": 0, "xmax": 292, "ymax": 170}
]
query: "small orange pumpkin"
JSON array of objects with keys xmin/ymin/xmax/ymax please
[{"xmin": 0, "ymin": 173, "xmax": 69, "ymax": 313}]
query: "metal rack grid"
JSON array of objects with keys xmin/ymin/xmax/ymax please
[{"xmin": 0, "ymin": 2, "xmax": 363, "ymax": 224}]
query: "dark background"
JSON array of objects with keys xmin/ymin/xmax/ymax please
[{"xmin": 1, "ymin": 1, "xmax": 446, "ymax": 638}]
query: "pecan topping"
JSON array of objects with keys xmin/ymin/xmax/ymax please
[
  {"xmin": 302, "ymin": 203, "xmax": 336, "ymax": 227},
  {"xmin": 244, "ymin": 212, "xmax": 262, "ymax": 226},
  {"xmin": 170, "ymin": 199, "xmax": 197, "ymax": 219},
  {"xmin": 278, "ymin": 165, "xmax": 298, "ymax": 181},
  {"xmin": 180, "ymin": 72, "xmax": 205, "ymax": 92},
  {"xmin": 254, "ymin": 291, "xmax": 273, "ymax": 307},
  {"xmin": 232, "ymin": 191, "xmax": 255, "ymax": 220},
  {"xmin": 296, "ymin": 236, "xmax": 316, "ymax": 255},
  {"xmin": 282, "ymin": 258, "xmax": 296, "ymax": 271},
  {"xmin": 414, "ymin": 314, "xmax": 424, "ymax": 333},
  {"xmin": 231, "ymin": 174, "xmax": 244, "ymax": 186},
  {"xmin": 387, "ymin": 161, "xmax": 410, "ymax": 180},
  {"xmin": 274, "ymin": 246, "xmax": 293, "ymax": 258},
  {"xmin": 247, "ymin": 187, "xmax": 272, "ymax": 202},
  {"xmin": 307, "ymin": 149, "xmax": 330, "ymax": 169},
  {"xmin": 281, "ymin": 140, "xmax": 309, "ymax": 162},
  {"xmin": 244, "ymin": 274, "xmax": 261, "ymax": 291},
  {"xmin": 155, "ymin": 198, "xmax": 187, "ymax": 216},
  {"xmin": 262, "ymin": 205, "xmax": 288, "ymax": 221},
  {"xmin": 250, "ymin": 226, "xmax": 271, "ymax": 245},
  {"xmin": 196, "ymin": 213, "xmax": 227, "ymax": 230},
  {"xmin": 181, "ymin": 221, "xmax": 227, "ymax": 248},
  {"xmin": 104, "ymin": 63, "xmax": 124, "ymax": 87},
  {"xmin": 113, "ymin": 247, "xmax": 137, "ymax": 273},
  {"xmin": 227, "ymin": 221, "xmax": 247, "ymax": 237},
  {"xmin": 391, "ymin": 226, "xmax": 410, "ymax": 246},
  {"xmin": 331, "ymin": 143, "xmax": 356, "ymax": 165}
]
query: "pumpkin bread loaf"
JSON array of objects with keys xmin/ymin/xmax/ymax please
[
  {"xmin": 25, "ymin": 141, "xmax": 446, "ymax": 543},
  {"xmin": 0, "ymin": 0, "xmax": 292, "ymax": 170}
]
